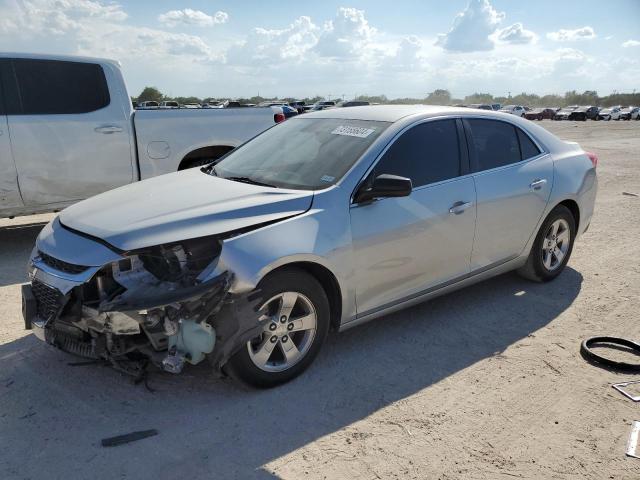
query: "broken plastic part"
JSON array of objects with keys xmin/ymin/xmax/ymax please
[
  {"xmin": 101, "ymin": 429, "xmax": 159, "ymax": 447},
  {"xmin": 167, "ymin": 319, "xmax": 215, "ymax": 365},
  {"xmin": 627, "ymin": 421, "xmax": 640, "ymax": 459},
  {"xmin": 162, "ymin": 347, "xmax": 185, "ymax": 374},
  {"xmin": 612, "ymin": 381, "xmax": 640, "ymax": 402}
]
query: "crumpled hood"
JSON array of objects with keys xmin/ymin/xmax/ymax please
[{"xmin": 59, "ymin": 168, "xmax": 313, "ymax": 251}]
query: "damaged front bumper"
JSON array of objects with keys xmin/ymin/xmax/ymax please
[{"xmin": 23, "ymin": 220, "xmax": 263, "ymax": 377}]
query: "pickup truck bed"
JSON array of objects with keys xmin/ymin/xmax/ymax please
[{"xmin": 0, "ymin": 52, "xmax": 282, "ymax": 219}]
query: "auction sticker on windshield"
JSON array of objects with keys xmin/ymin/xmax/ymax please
[{"xmin": 331, "ymin": 125, "xmax": 376, "ymax": 138}]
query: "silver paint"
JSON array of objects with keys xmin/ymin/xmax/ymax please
[{"xmin": 29, "ymin": 106, "xmax": 597, "ymax": 338}]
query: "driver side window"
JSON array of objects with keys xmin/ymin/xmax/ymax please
[{"xmin": 374, "ymin": 120, "xmax": 461, "ymax": 189}]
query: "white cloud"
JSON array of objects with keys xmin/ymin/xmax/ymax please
[
  {"xmin": 226, "ymin": 16, "xmax": 319, "ymax": 65},
  {"xmin": 158, "ymin": 9, "xmax": 228, "ymax": 27},
  {"xmin": 0, "ymin": 0, "xmax": 127, "ymax": 35},
  {"xmin": 493, "ymin": 22, "xmax": 537, "ymax": 45},
  {"xmin": 436, "ymin": 0, "xmax": 505, "ymax": 52},
  {"xmin": 547, "ymin": 26, "xmax": 596, "ymax": 42},
  {"xmin": 315, "ymin": 7, "xmax": 376, "ymax": 58},
  {"xmin": 622, "ymin": 39, "xmax": 640, "ymax": 48}
]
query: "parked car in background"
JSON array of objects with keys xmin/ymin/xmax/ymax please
[
  {"xmin": 619, "ymin": 106, "xmax": 639, "ymax": 120},
  {"xmin": 202, "ymin": 102, "xmax": 223, "ymax": 109},
  {"xmin": 281, "ymin": 105, "xmax": 299, "ymax": 119},
  {"xmin": 553, "ymin": 106, "xmax": 579, "ymax": 120},
  {"xmin": 597, "ymin": 106, "xmax": 622, "ymax": 121},
  {"xmin": 258, "ymin": 102, "xmax": 299, "ymax": 119},
  {"xmin": 159, "ymin": 101, "xmax": 179, "ymax": 109},
  {"xmin": 568, "ymin": 106, "xmax": 599, "ymax": 121},
  {"xmin": 499, "ymin": 105, "xmax": 526, "ymax": 117},
  {"xmin": 183, "ymin": 103, "xmax": 201, "ymax": 109},
  {"xmin": 223, "ymin": 101, "xmax": 248, "ymax": 108},
  {"xmin": 469, "ymin": 104, "xmax": 493, "ymax": 110},
  {"xmin": 289, "ymin": 101, "xmax": 306, "ymax": 113},
  {"xmin": 137, "ymin": 101, "xmax": 159, "ymax": 109},
  {"xmin": 306, "ymin": 101, "xmax": 337, "ymax": 112},
  {"xmin": 491, "ymin": 103, "xmax": 501, "ymax": 111},
  {"xmin": 525, "ymin": 108, "xmax": 557, "ymax": 120},
  {"xmin": 342, "ymin": 101, "xmax": 371, "ymax": 107},
  {"xmin": 0, "ymin": 52, "xmax": 285, "ymax": 218},
  {"xmin": 23, "ymin": 105, "xmax": 598, "ymax": 387}
]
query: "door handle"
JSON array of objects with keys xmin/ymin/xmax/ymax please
[
  {"xmin": 449, "ymin": 201, "xmax": 473, "ymax": 215},
  {"xmin": 529, "ymin": 179, "xmax": 547, "ymax": 190},
  {"xmin": 94, "ymin": 125, "xmax": 123, "ymax": 134}
]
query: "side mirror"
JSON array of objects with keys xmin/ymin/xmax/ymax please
[{"xmin": 354, "ymin": 174, "xmax": 413, "ymax": 204}]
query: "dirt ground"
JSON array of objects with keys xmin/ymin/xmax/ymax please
[{"xmin": 1, "ymin": 121, "xmax": 639, "ymax": 480}]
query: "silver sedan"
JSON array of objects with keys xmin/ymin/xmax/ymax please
[{"xmin": 23, "ymin": 106, "xmax": 598, "ymax": 387}]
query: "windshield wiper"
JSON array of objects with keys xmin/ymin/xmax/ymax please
[{"xmin": 224, "ymin": 176, "xmax": 278, "ymax": 188}]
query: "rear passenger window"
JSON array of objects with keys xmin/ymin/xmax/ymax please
[
  {"xmin": 11, "ymin": 59, "xmax": 110, "ymax": 115},
  {"xmin": 374, "ymin": 120, "xmax": 460, "ymax": 188},
  {"xmin": 467, "ymin": 119, "xmax": 520, "ymax": 171},
  {"xmin": 517, "ymin": 128, "xmax": 541, "ymax": 159}
]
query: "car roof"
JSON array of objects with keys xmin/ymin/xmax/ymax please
[
  {"xmin": 0, "ymin": 51, "xmax": 119, "ymax": 68},
  {"xmin": 300, "ymin": 104, "xmax": 489, "ymax": 122}
]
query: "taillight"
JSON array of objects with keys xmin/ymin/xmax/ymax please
[
  {"xmin": 274, "ymin": 113, "xmax": 285, "ymax": 123},
  {"xmin": 586, "ymin": 151, "xmax": 598, "ymax": 168}
]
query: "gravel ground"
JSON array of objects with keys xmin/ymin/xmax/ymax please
[{"xmin": 1, "ymin": 121, "xmax": 639, "ymax": 480}]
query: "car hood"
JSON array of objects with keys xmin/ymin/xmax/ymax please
[{"xmin": 59, "ymin": 169, "xmax": 314, "ymax": 251}]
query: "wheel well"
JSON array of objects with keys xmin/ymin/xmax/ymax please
[
  {"xmin": 264, "ymin": 262, "xmax": 343, "ymax": 331},
  {"xmin": 558, "ymin": 199, "xmax": 580, "ymax": 231},
  {"xmin": 178, "ymin": 145, "xmax": 235, "ymax": 170}
]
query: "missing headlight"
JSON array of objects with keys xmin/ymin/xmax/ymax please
[{"xmin": 132, "ymin": 235, "xmax": 223, "ymax": 285}]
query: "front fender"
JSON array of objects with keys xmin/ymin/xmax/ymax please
[{"xmin": 206, "ymin": 197, "xmax": 356, "ymax": 322}]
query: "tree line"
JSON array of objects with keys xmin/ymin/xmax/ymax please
[{"xmin": 134, "ymin": 86, "xmax": 639, "ymax": 108}]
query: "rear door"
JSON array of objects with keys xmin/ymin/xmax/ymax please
[
  {"xmin": 0, "ymin": 60, "xmax": 22, "ymax": 211},
  {"xmin": 350, "ymin": 119, "xmax": 476, "ymax": 314},
  {"xmin": 464, "ymin": 118, "xmax": 553, "ymax": 270},
  {"xmin": 5, "ymin": 58, "xmax": 134, "ymax": 206}
]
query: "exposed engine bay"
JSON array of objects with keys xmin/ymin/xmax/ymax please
[{"xmin": 27, "ymin": 234, "xmax": 264, "ymax": 379}]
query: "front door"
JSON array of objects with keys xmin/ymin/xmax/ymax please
[
  {"xmin": 350, "ymin": 119, "xmax": 476, "ymax": 315},
  {"xmin": 4, "ymin": 58, "xmax": 134, "ymax": 206}
]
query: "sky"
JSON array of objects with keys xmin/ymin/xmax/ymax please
[{"xmin": 1, "ymin": 0, "xmax": 639, "ymax": 100}]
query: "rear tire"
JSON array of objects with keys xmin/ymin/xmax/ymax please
[
  {"xmin": 224, "ymin": 269, "xmax": 330, "ymax": 388},
  {"xmin": 517, "ymin": 205, "xmax": 576, "ymax": 282}
]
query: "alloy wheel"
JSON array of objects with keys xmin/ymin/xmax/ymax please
[
  {"xmin": 541, "ymin": 219, "xmax": 571, "ymax": 271},
  {"xmin": 247, "ymin": 291, "xmax": 317, "ymax": 372}
]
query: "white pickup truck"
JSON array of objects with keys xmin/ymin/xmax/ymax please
[{"xmin": 0, "ymin": 53, "xmax": 284, "ymax": 218}]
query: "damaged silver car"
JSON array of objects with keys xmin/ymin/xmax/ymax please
[{"xmin": 23, "ymin": 106, "xmax": 597, "ymax": 387}]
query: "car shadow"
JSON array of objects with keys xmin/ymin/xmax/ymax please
[
  {"xmin": 0, "ymin": 267, "xmax": 582, "ymax": 479},
  {"xmin": 0, "ymin": 222, "xmax": 47, "ymax": 287}
]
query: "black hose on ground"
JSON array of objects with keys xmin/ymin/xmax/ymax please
[{"xmin": 580, "ymin": 336, "xmax": 640, "ymax": 372}]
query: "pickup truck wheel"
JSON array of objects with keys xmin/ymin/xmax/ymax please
[
  {"xmin": 224, "ymin": 269, "xmax": 330, "ymax": 388},
  {"xmin": 517, "ymin": 205, "xmax": 576, "ymax": 283}
]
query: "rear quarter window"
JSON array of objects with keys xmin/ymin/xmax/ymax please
[
  {"xmin": 517, "ymin": 128, "xmax": 541, "ymax": 160},
  {"xmin": 10, "ymin": 59, "xmax": 110, "ymax": 115}
]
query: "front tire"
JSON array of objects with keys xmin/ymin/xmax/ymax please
[
  {"xmin": 224, "ymin": 269, "xmax": 330, "ymax": 388},
  {"xmin": 517, "ymin": 205, "xmax": 576, "ymax": 282}
]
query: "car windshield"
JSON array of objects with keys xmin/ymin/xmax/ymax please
[{"xmin": 211, "ymin": 118, "xmax": 390, "ymax": 190}]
